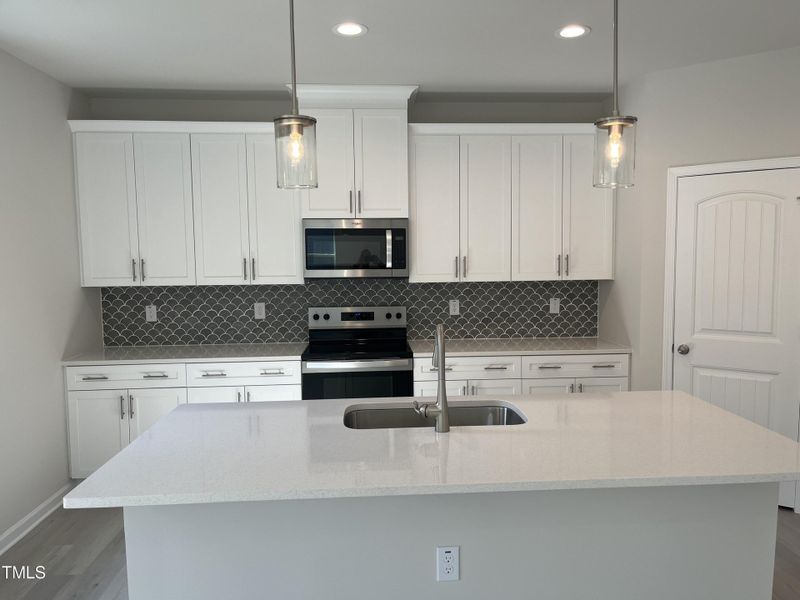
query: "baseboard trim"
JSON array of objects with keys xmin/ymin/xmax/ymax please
[{"xmin": 0, "ymin": 481, "xmax": 75, "ymax": 557}]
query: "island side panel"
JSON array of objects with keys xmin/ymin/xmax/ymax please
[{"xmin": 124, "ymin": 483, "xmax": 778, "ymax": 600}]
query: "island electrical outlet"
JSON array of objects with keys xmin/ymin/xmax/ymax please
[{"xmin": 436, "ymin": 546, "xmax": 459, "ymax": 581}]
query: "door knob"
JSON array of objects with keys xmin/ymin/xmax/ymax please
[{"xmin": 676, "ymin": 344, "xmax": 690, "ymax": 355}]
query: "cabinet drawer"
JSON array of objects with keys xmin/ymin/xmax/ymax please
[
  {"xmin": 186, "ymin": 361, "xmax": 300, "ymax": 387},
  {"xmin": 521, "ymin": 354, "xmax": 629, "ymax": 379},
  {"xmin": 414, "ymin": 356, "xmax": 521, "ymax": 381},
  {"xmin": 66, "ymin": 364, "xmax": 186, "ymax": 391}
]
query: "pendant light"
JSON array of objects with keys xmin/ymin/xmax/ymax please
[
  {"xmin": 274, "ymin": 0, "xmax": 317, "ymax": 189},
  {"xmin": 593, "ymin": 0, "xmax": 637, "ymax": 188}
]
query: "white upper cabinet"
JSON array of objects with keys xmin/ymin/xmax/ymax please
[
  {"xmin": 301, "ymin": 109, "xmax": 355, "ymax": 218},
  {"xmin": 75, "ymin": 132, "xmax": 139, "ymax": 286},
  {"xmin": 511, "ymin": 135, "xmax": 563, "ymax": 281},
  {"xmin": 459, "ymin": 136, "xmax": 512, "ymax": 282},
  {"xmin": 409, "ymin": 135, "xmax": 461, "ymax": 283},
  {"xmin": 562, "ymin": 135, "xmax": 614, "ymax": 280},
  {"xmin": 354, "ymin": 109, "xmax": 409, "ymax": 218},
  {"xmin": 133, "ymin": 134, "xmax": 196, "ymax": 285},
  {"xmin": 301, "ymin": 108, "xmax": 409, "ymax": 218},
  {"xmin": 247, "ymin": 134, "xmax": 303, "ymax": 284},
  {"xmin": 191, "ymin": 134, "xmax": 251, "ymax": 285}
]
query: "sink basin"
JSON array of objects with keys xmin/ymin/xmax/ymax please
[{"xmin": 343, "ymin": 401, "xmax": 527, "ymax": 430}]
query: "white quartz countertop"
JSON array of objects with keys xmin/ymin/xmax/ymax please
[
  {"xmin": 64, "ymin": 391, "xmax": 800, "ymax": 509},
  {"xmin": 61, "ymin": 343, "xmax": 308, "ymax": 365},
  {"xmin": 410, "ymin": 337, "xmax": 630, "ymax": 357},
  {"xmin": 62, "ymin": 338, "xmax": 629, "ymax": 366}
]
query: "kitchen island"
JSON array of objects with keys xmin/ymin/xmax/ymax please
[{"xmin": 65, "ymin": 391, "xmax": 800, "ymax": 600}]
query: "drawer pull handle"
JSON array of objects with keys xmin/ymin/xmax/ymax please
[
  {"xmin": 119, "ymin": 395, "xmax": 126, "ymax": 419},
  {"xmin": 82, "ymin": 375, "xmax": 109, "ymax": 381},
  {"xmin": 592, "ymin": 365, "xmax": 616, "ymax": 369},
  {"xmin": 260, "ymin": 369, "xmax": 285, "ymax": 376},
  {"xmin": 484, "ymin": 365, "xmax": 509, "ymax": 371},
  {"xmin": 538, "ymin": 365, "xmax": 562, "ymax": 370},
  {"xmin": 143, "ymin": 373, "xmax": 169, "ymax": 379},
  {"xmin": 430, "ymin": 366, "xmax": 453, "ymax": 372},
  {"xmin": 201, "ymin": 372, "xmax": 227, "ymax": 378}
]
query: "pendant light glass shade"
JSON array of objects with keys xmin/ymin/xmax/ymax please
[
  {"xmin": 274, "ymin": 0, "xmax": 318, "ymax": 189},
  {"xmin": 593, "ymin": 0, "xmax": 638, "ymax": 189},
  {"xmin": 274, "ymin": 114, "xmax": 317, "ymax": 189},
  {"xmin": 593, "ymin": 115, "xmax": 637, "ymax": 188}
]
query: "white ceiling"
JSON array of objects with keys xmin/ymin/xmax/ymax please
[{"xmin": 0, "ymin": 0, "xmax": 798, "ymax": 93}]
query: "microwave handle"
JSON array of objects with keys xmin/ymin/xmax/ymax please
[{"xmin": 386, "ymin": 229, "xmax": 393, "ymax": 269}]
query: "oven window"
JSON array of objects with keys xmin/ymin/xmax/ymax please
[
  {"xmin": 305, "ymin": 229, "xmax": 388, "ymax": 270},
  {"xmin": 302, "ymin": 371, "xmax": 413, "ymax": 400}
]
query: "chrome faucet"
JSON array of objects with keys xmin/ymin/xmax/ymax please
[{"xmin": 413, "ymin": 324, "xmax": 450, "ymax": 432}]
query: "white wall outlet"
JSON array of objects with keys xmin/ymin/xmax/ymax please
[
  {"xmin": 436, "ymin": 546, "xmax": 460, "ymax": 582},
  {"xmin": 145, "ymin": 305, "xmax": 158, "ymax": 323},
  {"xmin": 254, "ymin": 302, "xmax": 266, "ymax": 320},
  {"xmin": 448, "ymin": 299, "xmax": 460, "ymax": 316},
  {"xmin": 549, "ymin": 298, "xmax": 561, "ymax": 314}
]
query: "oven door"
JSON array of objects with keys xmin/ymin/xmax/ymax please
[
  {"xmin": 303, "ymin": 219, "xmax": 408, "ymax": 278},
  {"xmin": 301, "ymin": 359, "xmax": 414, "ymax": 400}
]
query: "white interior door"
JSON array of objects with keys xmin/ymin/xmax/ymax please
[
  {"xmin": 672, "ymin": 168, "xmax": 800, "ymax": 508},
  {"xmin": 247, "ymin": 134, "xmax": 303, "ymax": 284},
  {"xmin": 409, "ymin": 135, "xmax": 461, "ymax": 282},
  {"xmin": 414, "ymin": 380, "xmax": 468, "ymax": 397},
  {"xmin": 67, "ymin": 390, "xmax": 129, "ymax": 478},
  {"xmin": 128, "ymin": 388, "xmax": 187, "ymax": 440},
  {"xmin": 191, "ymin": 134, "xmax": 250, "ymax": 285},
  {"xmin": 353, "ymin": 109, "xmax": 409, "ymax": 218},
  {"xmin": 301, "ymin": 108, "xmax": 355, "ymax": 217},
  {"xmin": 511, "ymin": 135, "xmax": 563, "ymax": 281},
  {"xmin": 562, "ymin": 135, "xmax": 614, "ymax": 280},
  {"xmin": 133, "ymin": 133, "xmax": 196, "ymax": 285},
  {"xmin": 187, "ymin": 386, "xmax": 244, "ymax": 404},
  {"xmin": 459, "ymin": 136, "xmax": 512, "ymax": 282},
  {"xmin": 74, "ymin": 132, "xmax": 139, "ymax": 286}
]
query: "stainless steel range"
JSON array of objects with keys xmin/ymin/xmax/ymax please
[{"xmin": 300, "ymin": 306, "xmax": 413, "ymax": 400}]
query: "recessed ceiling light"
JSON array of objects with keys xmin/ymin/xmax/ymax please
[
  {"xmin": 333, "ymin": 22, "xmax": 368, "ymax": 37},
  {"xmin": 557, "ymin": 24, "xmax": 591, "ymax": 39}
]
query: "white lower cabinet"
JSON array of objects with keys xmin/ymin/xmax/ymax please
[
  {"xmin": 575, "ymin": 377, "xmax": 628, "ymax": 394},
  {"xmin": 187, "ymin": 385, "xmax": 302, "ymax": 404},
  {"xmin": 522, "ymin": 378, "xmax": 575, "ymax": 396},
  {"xmin": 414, "ymin": 380, "xmax": 468, "ymax": 397},
  {"xmin": 67, "ymin": 387, "xmax": 186, "ymax": 478},
  {"xmin": 522, "ymin": 377, "xmax": 629, "ymax": 396},
  {"xmin": 187, "ymin": 386, "xmax": 244, "ymax": 404},
  {"xmin": 469, "ymin": 379, "xmax": 521, "ymax": 397}
]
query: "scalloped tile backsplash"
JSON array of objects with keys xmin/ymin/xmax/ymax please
[{"xmin": 101, "ymin": 280, "xmax": 598, "ymax": 346}]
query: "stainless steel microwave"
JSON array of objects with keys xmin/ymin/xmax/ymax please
[{"xmin": 303, "ymin": 219, "xmax": 409, "ymax": 278}]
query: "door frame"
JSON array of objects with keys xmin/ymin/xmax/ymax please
[{"xmin": 661, "ymin": 156, "xmax": 800, "ymax": 390}]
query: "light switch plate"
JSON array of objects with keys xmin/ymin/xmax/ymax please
[
  {"xmin": 145, "ymin": 305, "xmax": 158, "ymax": 322},
  {"xmin": 254, "ymin": 302, "xmax": 266, "ymax": 320},
  {"xmin": 449, "ymin": 299, "xmax": 460, "ymax": 316},
  {"xmin": 549, "ymin": 298, "xmax": 560, "ymax": 314}
]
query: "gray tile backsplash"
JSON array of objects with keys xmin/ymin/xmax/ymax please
[{"xmin": 101, "ymin": 279, "xmax": 598, "ymax": 346}]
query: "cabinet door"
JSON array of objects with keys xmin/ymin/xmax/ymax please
[
  {"xmin": 575, "ymin": 377, "xmax": 628, "ymax": 394},
  {"xmin": 74, "ymin": 133, "xmax": 139, "ymax": 287},
  {"xmin": 414, "ymin": 380, "xmax": 468, "ymax": 397},
  {"xmin": 187, "ymin": 386, "xmax": 244, "ymax": 404},
  {"xmin": 246, "ymin": 134, "xmax": 303, "ymax": 284},
  {"xmin": 511, "ymin": 136, "xmax": 563, "ymax": 281},
  {"xmin": 354, "ymin": 109, "xmax": 409, "ymax": 218},
  {"xmin": 301, "ymin": 109, "xmax": 355, "ymax": 217},
  {"xmin": 67, "ymin": 390, "xmax": 128, "ymax": 478},
  {"xmin": 468, "ymin": 379, "xmax": 521, "ymax": 397},
  {"xmin": 128, "ymin": 388, "xmax": 187, "ymax": 440},
  {"xmin": 522, "ymin": 378, "xmax": 574, "ymax": 396},
  {"xmin": 133, "ymin": 133, "xmax": 196, "ymax": 285},
  {"xmin": 562, "ymin": 135, "xmax": 614, "ymax": 280},
  {"xmin": 409, "ymin": 135, "xmax": 461, "ymax": 282},
  {"xmin": 460, "ymin": 136, "xmax": 512, "ymax": 282},
  {"xmin": 245, "ymin": 384, "xmax": 302, "ymax": 403},
  {"xmin": 191, "ymin": 134, "xmax": 251, "ymax": 285}
]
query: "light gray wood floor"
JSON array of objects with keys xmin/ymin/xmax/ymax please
[{"xmin": 2, "ymin": 506, "xmax": 800, "ymax": 599}]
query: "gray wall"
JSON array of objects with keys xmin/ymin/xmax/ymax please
[
  {"xmin": 0, "ymin": 50, "xmax": 101, "ymax": 538},
  {"xmin": 599, "ymin": 46, "xmax": 800, "ymax": 390}
]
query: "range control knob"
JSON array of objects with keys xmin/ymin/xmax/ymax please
[
  {"xmin": 323, "ymin": 313, "xmax": 330, "ymax": 321},
  {"xmin": 386, "ymin": 312, "xmax": 392, "ymax": 320},
  {"xmin": 312, "ymin": 313, "xmax": 320, "ymax": 321},
  {"xmin": 396, "ymin": 312, "xmax": 403, "ymax": 320}
]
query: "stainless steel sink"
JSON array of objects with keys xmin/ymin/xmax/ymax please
[{"xmin": 343, "ymin": 401, "xmax": 527, "ymax": 430}]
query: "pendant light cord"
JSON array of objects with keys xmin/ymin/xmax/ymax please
[
  {"xmin": 612, "ymin": 0, "xmax": 619, "ymax": 116},
  {"xmin": 289, "ymin": 0, "xmax": 298, "ymax": 115}
]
